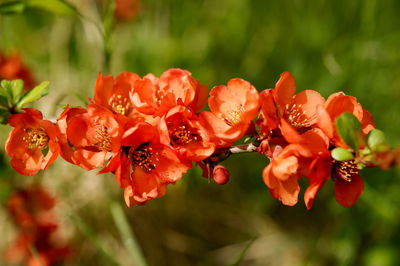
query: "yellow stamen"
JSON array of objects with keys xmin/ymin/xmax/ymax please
[
  {"xmin": 333, "ymin": 160, "xmax": 359, "ymax": 182},
  {"xmin": 284, "ymin": 103, "xmax": 316, "ymax": 128},
  {"xmin": 169, "ymin": 123, "xmax": 199, "ymax": 145},
  {"xmin": 110, "ymin": 94, "xmax": 130, "ymax": 115},
  {"xmin": 130, "ymin": 143, "xmax": 159, "ymax": 172},
  {"xmin": 23, "ymin": 128, "xmax": 49, "ymax": 150},
  {"xmin": 223, "ymin": 104, "xmax": 244, "ymax": 126},
  {"xmin": 94, "ymin": 125, "xmax": 112, "ymax": 152}
]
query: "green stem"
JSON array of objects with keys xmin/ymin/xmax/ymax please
[{"xmin": 110, "ymin": 202, "xmax": 148, "ymax": 266}]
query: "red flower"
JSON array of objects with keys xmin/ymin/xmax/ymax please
[
  {"xmin": 131, "ymin": 68, "xmax": 208, "ymax": 116},
  {"xmin": 100, "ymin": 122, "xmax": 191, "ymax": 207},
  {"xmin": 159, "ymin": 105, "xmax": 215, "ymax": 161},
  {"xmin": 304, "ymin": 155, "xmax": 364, "ymax": 209},
  {"xmin": 262, "ymin": 128, "xmax": 329, "ymax": 206},
  {"xmin": 325, "ymin": 92, "xmax": 375, "ymax": 147},
  {"xmin": 94, "ymin": 72, "xmax": 140, "ymax": 117},
  {"xmin": 0, "ymin": 53, "xmax": 36, "ymax": 90},
  {"xmin": 277, "ymin": 72, "xmax": 332, "ymax": 135},
  {"xmin": 199, "ymin": 78, "xmax": 260, "ymax": 146},
  {"xmin": 57, "ymin": 103, "xmax": 124, "ymax": 170},
  {"xmin": 6, "ymin": 108, "xmax": 59, "ymax": 176}
]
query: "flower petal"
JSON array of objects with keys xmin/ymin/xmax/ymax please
[
  {"xmin": 334, "ymin": 174, "xmax": 364, "ymax": 207},
  {"xmin": 274, "ymin": 71, "xmax": 296, "ymax": 113}
]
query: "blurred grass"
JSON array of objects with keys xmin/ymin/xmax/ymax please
[{"xmin": 1, "ymin": 0, "xmax": 400, "ymax": 265}]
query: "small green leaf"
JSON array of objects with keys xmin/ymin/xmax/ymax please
[
  {"xmin": 0, "ymin": 1, "xmax": 26, "ymax": 15},
  {"xmin": 16, "ymin": 81, "xmax": 49, "ymax": 109},
  {"xmin": 367, "ymin": 129, "xmax": 388, "ymax": 152},
  {"xmin": 10, "ymin": 79, "xmax": 24, "ymax": 104},
  {"xmin": 331, "ymin": 147, "xmax": 354, "ymax": 161},
  {"xmin": 335, "ymin": 112, "xmax": 363, "ymax": 152},
  {"xmin": 0, "ymin": 79, "xmax": 12, "ymax": 98},
  {"xmin": 27, "ymin": 0, "xmax": 76, "ymax": 16}
]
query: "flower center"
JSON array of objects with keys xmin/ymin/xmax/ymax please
[
  {"xmin": 284, "ymin": 104, "xmax": 316, "ymax": 128},
  {"xmin": 223, "ymin": 104, "xmax": 244, "ymax": 126},
  {"xmin": 333, "ymin": 160, "xmax": 360, "ymax": 182},
  {"xmin": 169, "ymin": 123, "xmax": 199, "ymax": 146},
  {"xmin": 23, "ymin": 128, "xmax": 49, "ymax": 150},
  {"xmin": 94, "ymin": 125, "xmax": 112, "ymax": 152},
  {"xmin": 154, "ymin": 88, "xmax": 166, "ymax": 106},
  {"xmin": 110, "ymin": 94, "xmax": 130, "ymax": 115},
  {"xmin": 130, "ymin": 143, "xmax": 159, "ymax": 172}
]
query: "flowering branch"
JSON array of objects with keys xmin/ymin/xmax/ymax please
[{"xmin": 2, "ymin": 69, "xmax": 400, "ymax": 210}]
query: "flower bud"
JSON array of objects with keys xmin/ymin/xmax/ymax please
[{"xmin": 213, "ymin": 165, "xmax": 230, "ymax": 185}]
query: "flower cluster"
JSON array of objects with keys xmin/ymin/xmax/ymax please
[
  {"xmin": 4, "ymin": 187, "xmax": 71, "ymax": 266},
  {"xmin": 257, "ymin": 72, "xmax": 374, "ymax": 208},
  {"xmin": 5, "ymin": 69, "xmax": 398, "ymax": 209}
]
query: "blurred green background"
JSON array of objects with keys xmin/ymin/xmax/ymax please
[{"xmin": 1, "ymin": 0, "xmax": 400, "ymax": 265}]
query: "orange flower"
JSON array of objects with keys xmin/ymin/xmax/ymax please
[
  {"xmin": 0, "ymin": 53, "xmax": 36, "ymax": 91},
  {"xmin": 275, "ymin": 72, "xmax": 332, "ymax": 136},
  {"xmin": 57, "ymin": 104, "xmax": 124, "ymax": 170},
  {"xmin": 5, "ymin": 109, "xmax": 59, "ymax": 176},
  {"xmin": 199, "ymin": 78, "xmax": 260, "ymax": 146},
  {"xmin": 325, "ymin": 92, "xmax": 375, "ymax": 147},
  {"xmin": 263, "ymin": 128, "xmax": 329, "ymax": 206},
  {"xmin": 131, "ymin": 68, "xmax": 208, "ymax": 117},
  {"xmin": 277, "ymin": 120, "xmax": 364, "ymax": 209},
  {"xmin": 159, "ymin": 105, "xmax": 215, "ymax": 161},
  {"xmin": 94, "ymin": 72, "xmax": 140, "ymax": 117},
  {"xmin": 100, "ymin": 122, "xmax": 191, "ymax": 206}
]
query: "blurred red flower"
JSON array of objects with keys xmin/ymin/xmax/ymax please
[
  {"xmin": 115, "ymin": 0, "xmax": 140, "ymax": 21},
  {"xmin": 4, "ymin": 187, "xmax": 71, "ymax": 266},
  {"xmin": 0, "ymin": 53, "xmax": 36, "ymax": 91}
]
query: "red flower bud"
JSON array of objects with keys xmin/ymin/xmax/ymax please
[{"xmin": 213, "ymin": 165, "xmax": 230, "ymax": 185}]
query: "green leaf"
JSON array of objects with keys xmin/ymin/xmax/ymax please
[
  {"xmin": 335, "ymin": 112, "xmax": 363, "ymax": 152},
  {"xmin": 10, "ymin": 79, "xmax": 24, "ymax": 104},
  {"xmin": 16, "ymin": 81, "xmax": 49, "ymax": 110},
  {"xmin": 0, "ymin": 1, "xmax": 26, "ymax": 15},
  {"xmin": 0, "ymin": 95, "xmax": 9, "ymax": 108},
  {"xmin": 331, "ymin": 147, "xmax": 354, "ymax": 161},
  {"xmin": 0, "ymin": 79, "xmax": 12, "ymax": 98},
  {"xmin": 27, "ymin": 0, "xmax": 76, "ymax": 16},
  {"xmin": 0, "ymin": 109, "xmax": 10, "ymax": 124},
  {"xmin": 367, "ymin": 129, "xmax": 388, "ymax": 152}
]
